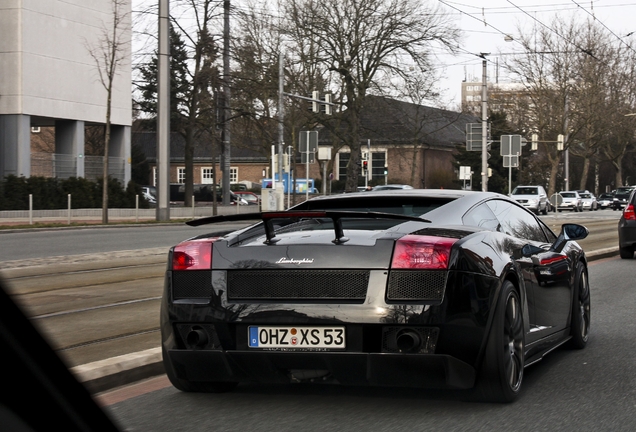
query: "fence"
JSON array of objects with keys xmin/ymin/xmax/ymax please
[{"xmin": 31, "ymin": 153, "xmax": 125, "ymax": 184}]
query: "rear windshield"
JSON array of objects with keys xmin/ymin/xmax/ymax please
[
  {"xmin": 512, "ymin": 187, "xmax": 538, "ymax": 195},
  {"xmin": 560, "ymin": 192, "xmax": 576, "ymax": 198},
  {"xmin": 296, "ymin": 196, "xmax": 455, "ymax": 217},
  {"xmin": 580, "ymin": 193, "xmax": 591, "ymax": 198}
]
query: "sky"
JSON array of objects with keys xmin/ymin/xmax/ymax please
[
  {"xmin": 132, "ymin": 1, "xmax": 636, "ymax": 108},
  {"xmin": 436, "ymin": 0, "xmax": 636, "ymax": 107}
]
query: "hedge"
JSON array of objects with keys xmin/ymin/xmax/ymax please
[{"xmin": 0, "ymin": 175, "xmax": 150, "ymax": 210}]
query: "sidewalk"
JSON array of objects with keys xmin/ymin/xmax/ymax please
[{"xmin": 0, "ymin": 205, "xmax": 258, "ymax": 229}]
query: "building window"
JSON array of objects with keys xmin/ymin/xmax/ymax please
[
  {"xmin": 230, "ymin": 167, "xmax": 238, "ymax": 183},
  {"xmin": 178, "ymin": 167, "xmax": 186, "ymax": 184},
  {"xmin": 370, "ymin": 152, "xmax": 386, "ymax": 179},
  {"xmin": 337, "ymin": 151, "xmax": 386, "ymax": 181},
  {"xmin": 202, "ymin": 168, "xmax": 214, "ymax": 184}
]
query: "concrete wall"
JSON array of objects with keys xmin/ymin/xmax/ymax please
[{"xmin": 0, "ymin": 0, "xmax": 132, "ymax": 126}]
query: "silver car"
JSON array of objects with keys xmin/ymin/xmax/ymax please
[
  {"xmin": 510, "ymin": 185, "xmax": 548, "ymax": 215},
  {"xmin": 579, "ymin": 192, "xmax": 598, "ymax": 211},
  {"xmin": 558, "ymin": 191, "xmax": 583, "ymax": 212}
]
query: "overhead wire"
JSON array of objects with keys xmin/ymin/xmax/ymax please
[{"xmin": 569, "ymin": 0, "xmax": 636, "ymax": 56}]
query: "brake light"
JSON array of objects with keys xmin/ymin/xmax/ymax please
[
  {"xmin": 624, "ymin": 204, "xmax": 636, "ymax": 221},
  {"xmin": 391, "ymin": 235, "xmax": 458, "ymax": 269},
  {"xmin": 540, "ymin": 255, "xmax": 567, "ymax": 265},
  {"xmin": 172, "ymin": 238, "xmax": 218, "ymax": 270}
]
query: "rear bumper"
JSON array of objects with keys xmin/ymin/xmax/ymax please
[
  {"xmin": 165, "ymin": 349, "xmax": 476, "ymax": 390},
  {"xmin": 619, "ymin": 220, "xmax": 636, "ymax": 248}
]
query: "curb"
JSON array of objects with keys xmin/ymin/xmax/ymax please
[
  {"xmin": 79, "ymin": 246, "xmax": 619, "ymax": 395},
  {"xmin": 72, "ymin": 348, "xmax": 164, "ymax": 394}
]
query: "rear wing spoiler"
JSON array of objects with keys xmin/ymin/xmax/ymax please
[{"xmin": 187, "ymin": 210, "xmax": 430, "ymax": 245}]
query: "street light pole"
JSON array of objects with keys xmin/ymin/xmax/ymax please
[{"xmin": 480, "ymin": 54, "xmax": 489, "ymax": 192}]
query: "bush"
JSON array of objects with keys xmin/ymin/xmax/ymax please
[{"xmin": 0, "ymin": 175, "xmax": 145, "ymax": 210}]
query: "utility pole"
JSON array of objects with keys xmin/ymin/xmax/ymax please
[
  {"xmin": 564, "ymin": 93, "xmax": 570, "ymax": 191},
  {"xmin": 156, "ymin": 0, "xmax": 170, "ymax": 221},
  {"xmin": 480, "ymin": 54, "xmax": 489, "ymax": 192},
  {"xmin": 221, "ymin": 0, "xmax": 231, "ymax": 205},
  {"xmin": 278, "ymin": 51, "xmax": 284, "ymax": 189}
]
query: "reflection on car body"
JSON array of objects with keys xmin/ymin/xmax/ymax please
[{"xmin": 161, "ymin": 190, "xmax": 590, "ymax": 403}]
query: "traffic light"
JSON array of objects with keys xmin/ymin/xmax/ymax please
[
  {"xmin": 557, "ymin": 134, "xmax": 564, "ymax": 150},
  {"xmin": 384, "ymin": 166, "xmax": 388, "ymax": 176},
  {"xmin": 362, "ymin": 160, "xmax": 368, "ymax": 173},
  {"xmin": 310, "ymin": 90, "xmax": 319, "ymax": 113},
  {"xmin": 322, "ymin": 93, "xmax": 332, "ymax": 115},
  {"xmin": 531, "ymin": 133, "xmax": 538, "ymax": 151}
]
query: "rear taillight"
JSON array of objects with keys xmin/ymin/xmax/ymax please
[
  {"xmin": 172, "ymin": 238, "xmax": 218, "ymax": 270},
  {"xmin": 391, "ymin": 235, "xmax": 458, "ymax": 270},
  {"xmin": 624, "ymin": 204, "xmax": 636, "ymax": 221}
]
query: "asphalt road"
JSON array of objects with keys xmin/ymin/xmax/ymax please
[{"xmin": 104, "ymin": 255, "xmax": 636, "ymax": 431}]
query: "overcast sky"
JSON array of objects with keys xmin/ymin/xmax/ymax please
[
  {"xmin": 133, "ymin": 1, "xmax": 636, "ymax": 109},
  {"xmin": 436, "ymin": 0, "xmax": 636, "ymax": 107}
]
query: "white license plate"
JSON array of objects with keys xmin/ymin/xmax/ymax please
[{"xmin": 248, "ymin": 326, "xmax": 345, "ymax": 349}]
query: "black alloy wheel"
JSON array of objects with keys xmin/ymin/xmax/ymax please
[
  {"xmin": 473, "ymin": 281, "xmax": 524, "ymax": 403},
  {"xmin": 619, "ymin": 245, "xmax": 634, "ymax": 259},
  {"xmin": 568, "ymin": 263, "xmax": 591, "ymax": 349}
]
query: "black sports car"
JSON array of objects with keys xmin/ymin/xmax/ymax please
[{"xmin": 160, "ymin": 190, "xmax": 591, "ymax": 403}]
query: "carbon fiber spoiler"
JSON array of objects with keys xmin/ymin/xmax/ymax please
[{"xmin": 187, "ymin": 210, "xmax": 430, "ymax": 245}]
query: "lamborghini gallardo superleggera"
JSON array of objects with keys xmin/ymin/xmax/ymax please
[{"xmin": 160, "ymin": 190, "xmax": 590, "ymax": 402}]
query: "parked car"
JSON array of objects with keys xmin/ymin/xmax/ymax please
[
  {"xmin": 618, "ymin": 189, "xmax": 636, "ymax": 259},
  {"xmin": 597, "ymin": 193, "xmax": 614, "ymax": 209},
  {"xmin": 510, "ymin": 185, "xmax": 548, "ymax": 215},
  {"xmin": 579, "ymin": 192, "xmax": 598, "ymax": 211},
  {"xmin": 371, "ymin": 184, "xmax": 414, "ymax": 191},
  {"xmin": 142, "ymin": 186, "xmax": 156, "ymax": 205},
  {"xmin": 161, "ymin": 190, "xmax": 590, "ymax": 403},
  {"xmin": 234, "ymin": 191, "xmax": 260, "ymax": 205},
  {"xmin": 557, "ymin": 191, "xmax": 583, "ymax": 212},
  {"xmin": 612, "ymin": 186, "xmax": 636, "ymax": 210}
]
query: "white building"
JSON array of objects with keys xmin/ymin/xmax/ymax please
[{"xmin": 0, "ymin": 0, "xmax": 132, "ymax": 183}]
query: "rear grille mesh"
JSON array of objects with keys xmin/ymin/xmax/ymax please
[
  {"xmin": 172, "ymin": 271, "xmax": 213, "ymax": 299},
  {"xmin": 227, "ymin": 270, "xmax": 369, "ymax": 301},
  {"xmin": 386, "ymin": 270, "xmax": 447, "ymax": 301}
]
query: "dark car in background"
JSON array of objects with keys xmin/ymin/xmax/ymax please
[
  {"xmin": 612, "ymin": 186, "xmax": 636, "ymax": 210},
  {"xmin": 618, "ymin": 190, "xmax": 636, "ymax": 259},
  {"xmin": 161, "ymin": 190, "xmax": 590, "ymax": 403}
]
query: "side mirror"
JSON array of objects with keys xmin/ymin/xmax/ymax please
[
  {"xmin": 563, "ymin": 223, "xmax": 589, "ymax": 241},
  {"xmin": 550, "ymin": 223, "xmax": 588, "ymax": 253}
]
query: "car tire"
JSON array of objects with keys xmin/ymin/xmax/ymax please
[
  {"xmin": 472, "ymin": 281, "xmax": 524, "ymax": 403},
  {"xmin": 619, "ymin": 246, "xmax": 634, "ymax": 259},
  {"xmin": 567, "ymin": 263, "xmax": 590, "ymax": 349},
  {"xmin": 541, "ymin": 205, "xmax": 548, "ymax": 215},
  {"xmin": 162, "ymin": 347, "xmax": 239, "ymax": 393}
]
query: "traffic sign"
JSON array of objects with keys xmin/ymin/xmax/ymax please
[
  {"xmin": 300, "ymin": 131, "xmax": 318, "ymax": 164},
  {"xmin": 459, "ymin": 166, "xmax": 471, "ymax": 180},
  {"xmin": 503, "ymin": 155, "xmax": 519, "ymax": 168},
  {"xmin": 501, "ymin": 135, "xmax": 522, "ymax": 156},
  {"xmin": 466, "ymin": 123, "xmax": 490, "ymax": 151}
]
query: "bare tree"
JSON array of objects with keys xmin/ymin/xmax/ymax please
[
  {"xmin": 283, "ymin": 0, "xmax": 459, "ymax": 192},
  {"xmin": 86, "ymin": 0, "xmax": 130, "ymax": 224}
]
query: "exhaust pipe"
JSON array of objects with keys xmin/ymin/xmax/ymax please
[
  {"xmin": 186, "ymin": 327, "xmax": 209, "ymax": 348},
  {"xmin": 396, "ymin": 330, "xmax": 422, "ymax": 353}
]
